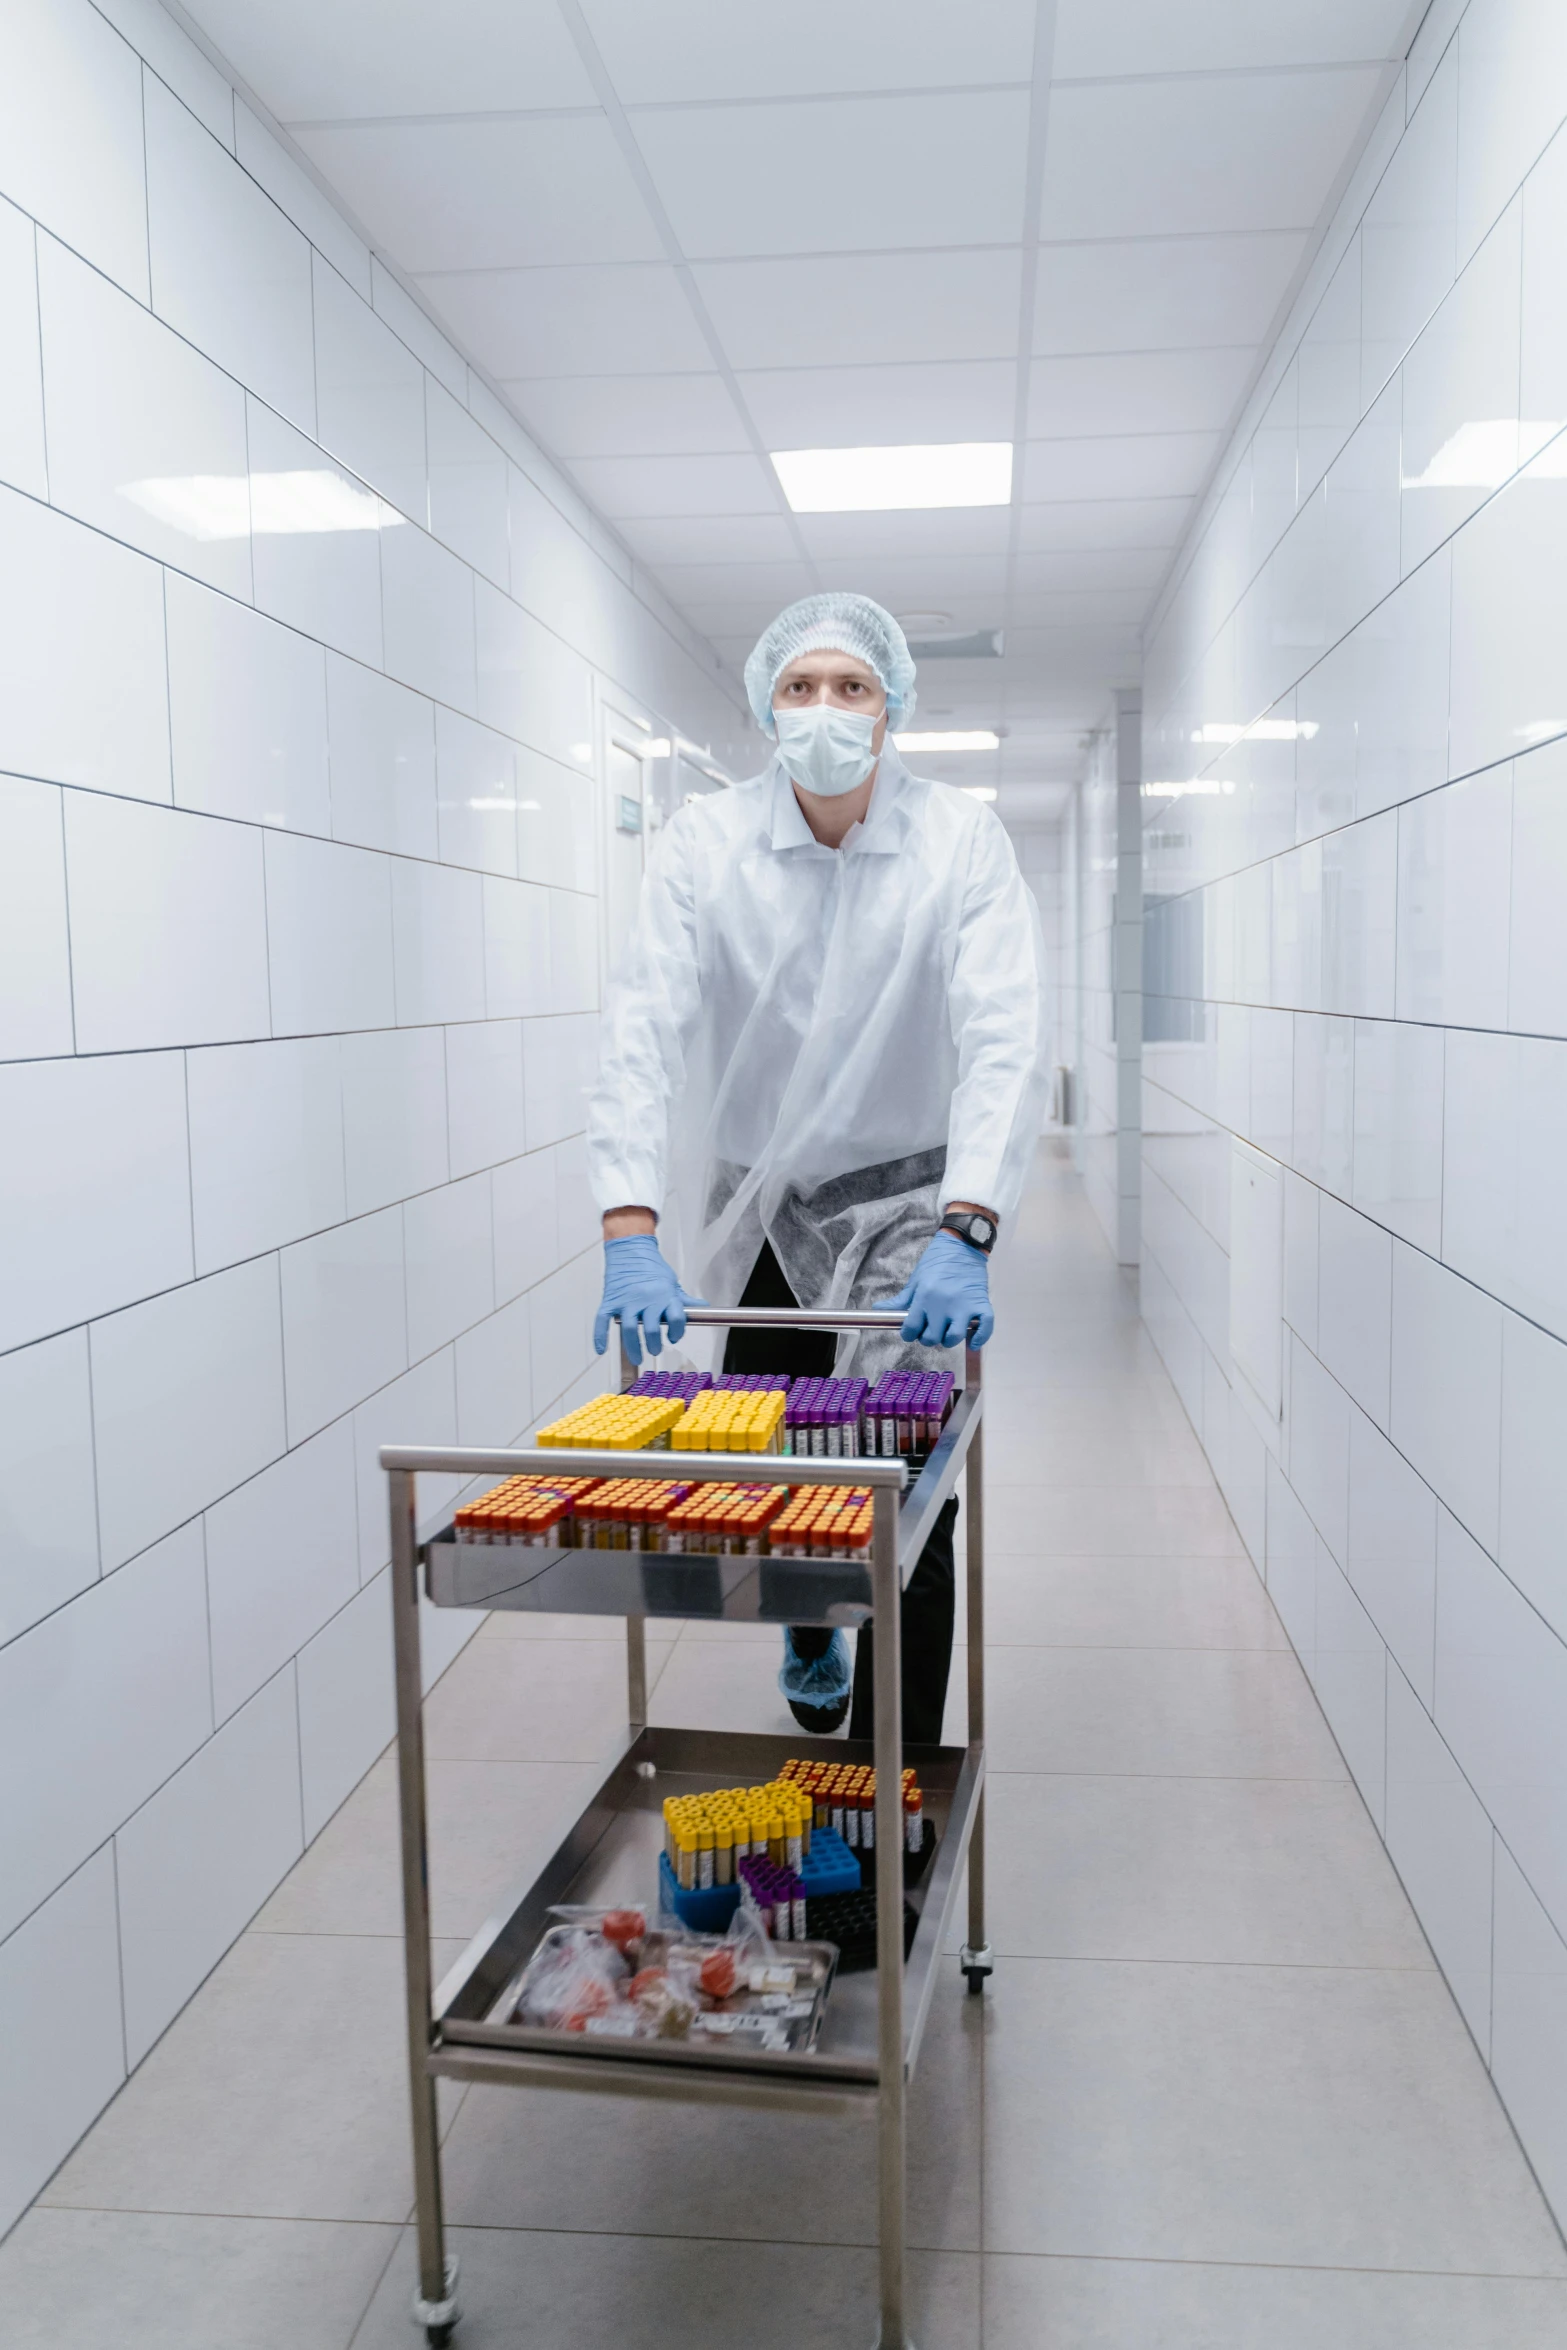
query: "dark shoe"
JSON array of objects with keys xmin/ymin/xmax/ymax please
[{"xmin": 786, "ymin": 1694, "xmax": 850, "ymax": 1736}]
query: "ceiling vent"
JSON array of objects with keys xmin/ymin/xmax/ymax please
[{"xmin": 905, "ymin": 628, "xmax": 1005, "ymax": 661}]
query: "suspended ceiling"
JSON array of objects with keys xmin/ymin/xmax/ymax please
[{"xmin": 182, "ymin": 0, "xmax": 1423, "ymax": 822}]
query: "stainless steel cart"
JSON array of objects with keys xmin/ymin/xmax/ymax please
[{"xmin": 382, "ymin": 1305, "xmax": 990, "ymax": 2350}]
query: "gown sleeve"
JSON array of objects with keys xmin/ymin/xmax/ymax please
[
  {"xmin": 586, "ymin": 810, "xmax": 705, "ymax": 1217},
  {"xmin": 940, "ymin": 809, "xmax": 1050, "ymax": 1224}
]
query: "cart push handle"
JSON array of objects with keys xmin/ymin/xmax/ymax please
[
  {"xmin": 681, "ymin": 1304, "xmax": 907, "ymax": 1331},
  {"xmin": 661, "ymin": 1304, "xmax": 988, "ymax": 1341}
]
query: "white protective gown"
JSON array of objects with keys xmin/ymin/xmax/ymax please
[{"xmin": 587, "ymin": 746, "xmax": 1049, "ymax": 1373}]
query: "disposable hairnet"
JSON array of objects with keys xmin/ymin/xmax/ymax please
[{"xmin": 744, "ymin": 593, "xmax": 917, "ymax": 735}]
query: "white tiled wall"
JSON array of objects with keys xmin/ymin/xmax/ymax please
[
  {"xmin": 0, "ymin": 0, "xmax": 749, "ymax": 2237},
  {"xmin": 1139, "ymin": 0, "xmax": 1567, "ymax": 2226}
]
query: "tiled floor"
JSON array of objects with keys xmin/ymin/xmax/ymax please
[{"xmin": 5, "ymin": 1150, "xmax": 1566, "ymax": 2347}]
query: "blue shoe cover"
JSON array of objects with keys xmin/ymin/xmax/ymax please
[{"xmin": 779, "ymin": 1628, "xmax": 851, "ymax": 1706}]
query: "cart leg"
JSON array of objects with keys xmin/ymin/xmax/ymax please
[
  {"xmin": 626, "ymin": 1612, "xmax": 648, "ymax": 1731},
  {"xmin": 615, "ymin": 1335, "xmax": 652, "ymax": 1739},
  {"xmin": 872, "ymin": 1484, "xmax": 915, "ymax": 2349},
  {"xmin": 960, "ymin": 1344, "xmax": 993, "ymax": 1997},
  {"xmin": 389, "ymin": 1469, "xmax": 460, "ymax": 2344}
]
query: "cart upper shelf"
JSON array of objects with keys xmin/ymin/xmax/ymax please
[{"xmin": 407, "ymin": 1380, "xmax": 981, "ymax": 1624}]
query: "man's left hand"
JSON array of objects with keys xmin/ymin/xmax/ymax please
[{"xmin": 877, "ymin": 1231, "xmax": 994, "ymax": 1349}]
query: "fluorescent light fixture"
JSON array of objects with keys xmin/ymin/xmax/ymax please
[
  {"xmin": 770, "ymin": 442, "xmax": 1012, "ymax": 513},
  {"xmin": 1403, "ymin": 420, "xmax": 1567, "ymax": 490},
  {"xmin": 894, "ymin": 729, "xmax": 1001, "ymax": 752},
  {"xmin": 120, "ymin": 470, "xmax": 390, "ymax": 541},
  {"xmin": 962, "ymin": 785, "xmax": 999, "ymax": 802},
  {"xmin": 642, "ymin": 737, "xmax": 672, "ymax": 759},
  {"xmin": 1192, "ymin": 719, "xmax": 1317, "ymax": 745}
]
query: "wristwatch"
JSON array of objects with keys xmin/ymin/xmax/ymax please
[{"xmin": 939, "ymin": 1210, "xmax": 998, "ymax": 1255}]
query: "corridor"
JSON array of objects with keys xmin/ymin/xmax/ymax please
[{"xmin": 2, "ymin": 1148, "xmax": 1561, "ymax": 2349}]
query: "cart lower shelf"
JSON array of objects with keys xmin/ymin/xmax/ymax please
[{"xmin": 428, "ymin": 1725, "xmax": 983, "ymax": 2107}]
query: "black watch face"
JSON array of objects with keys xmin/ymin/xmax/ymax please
[{"xmin": 950, "ymin": 1213, "xmax": 995, "ymax": 1250}]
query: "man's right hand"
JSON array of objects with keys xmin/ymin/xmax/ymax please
[{"xmin": 593, "ymin": 1234, "xmax": 706, "ymax": 1364}]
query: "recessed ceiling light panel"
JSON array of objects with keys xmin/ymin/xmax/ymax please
[
  {"xmin": 770, "ymin": 442, "xmax": 1013, "ymax": 513},
  {"xmin": 894, "ymin": 729, "xmax": 1001, "ymax": 752}
]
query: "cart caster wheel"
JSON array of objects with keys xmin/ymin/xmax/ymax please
[
  {"xmin": 411, "ymin": 2253, "xmax": 459, "ymax": 2343},
  {"xmin": 960, "ymin": 1941, "xmax": 993, "ymax": 1996}
]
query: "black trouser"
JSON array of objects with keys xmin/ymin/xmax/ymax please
[{"xmin": 724, "ymin": 1240, "xmax": 957, "ymax": 1747}]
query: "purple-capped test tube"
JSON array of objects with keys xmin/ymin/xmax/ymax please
[
  {"xmin": 862, "ymin": 1373, "xmax": 893, "ymax": 1456},
  {"xmin": 828, "ymin": 1376, "xmax": 868, "ymax": 1456},
  {"xmin": 926, "ymin": 1370, "xmax": 955, "ymax": 1450},
  {"xmin": 787, "ymin": 1376, "xmax": 818, "ymax": 1456}
]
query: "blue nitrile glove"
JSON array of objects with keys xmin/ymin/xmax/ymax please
[
  {"xmin": 592, "ymin": 1234, "xmax": 706, "ymax": 1365},
  {"xmin": 877, "ymin": 1231, "xmax": 995, "ymax": 1349}
]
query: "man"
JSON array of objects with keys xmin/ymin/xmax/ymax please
[{"xmin": 588, "ymin": 594, "xmax": 1046, "ymax": 1741}]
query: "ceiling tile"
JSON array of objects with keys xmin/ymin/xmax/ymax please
[
  {"xmin": 795, "ymin": 508, "xmax": 1014, "ymax": 561},
  {"xmin": 1004, "ymin": 622, "xmax": 1143, "ymax": 660},
  {"xmin": 185, "ymin": 0, "xmax": 597, "ymax": 118},
  {"xmin": 739, "ymin": 360, "xmax": 1016, "ymax": 451},
  {"xmin": 648, "ymin": 559, "xmax": 817, "ymax": 605},
  {"xmin": 416, "ymin": 263, "xmax": 711, "ymax": 377},
  {"xmin": 1013, "ymin": 545, "xmax": 1167, "ymax": 590},
  {"xmin": 1014, "ymin": 494, "xmax": 1192, "ymax": 549},
  {"xmin": 674, "ymin": 598, "xmax": 804, "ymax": 640},
  {"xmin": 702, "ymin": 633, "xmax": 763, "ymax": 666},
  {"xmin": 567, "ymin": 451, "xmax": 781, "ymax": 517},
  {"xmin": 616, "ymin": 514, "xmax": 802, "ymax": 564},
  {"xmin": 1032, "ymin": 231, "xmax": 1305, "ymax": 353},
  {"xmin": 1054, "ymin": 0, "xmax": 1413, "ymax": 78},
  {"xmin": 810, "ymin": 554, "xmax": 1009, "ymax": 606},
  {"xmin": 1027, "ymin": 346, "xmax": 1256, "ymax": 438},
  {"xmin": 1006, "ymin": 587, "xmax": 1151, "ymax": 628},
  {"xmin": 633, "ymin": 92, "xmax": 1031, "ymax": 258},
  {"xmin": 1022, "ymin": 430, "xmax": 1220, "ymax": 501},
  {"xmin": 509, "ymin": 374, "xmax": 747, "ymax": 458},
  {"xmin": 693, "ymin": 250, "xmax": 1022, "ymax": 371},
  {"xmin": 1039, "ymin": 68, "xmax": 1386, "ymax": 241},
  {"xmin": 579, "ymin": 0, "xmax": 1037, "ymax": 104},
  {"xmin": 290, "ymin": 116, "xmax": 664, "ymax": 272}
]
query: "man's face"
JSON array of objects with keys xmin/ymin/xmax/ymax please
[{"xmin": 773, "ymin": 650, "xmax": 889, "ymax": 753}]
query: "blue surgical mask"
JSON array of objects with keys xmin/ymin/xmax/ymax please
[{"xmin": 774, "ymin": 704, "xmax": 880, "ymax": 798}]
